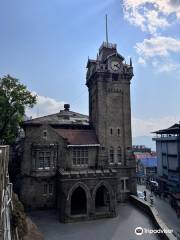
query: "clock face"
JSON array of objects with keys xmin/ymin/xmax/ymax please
[{"xmin": 111, "ymin": 61, "xmax": 121, "ymax": 71}]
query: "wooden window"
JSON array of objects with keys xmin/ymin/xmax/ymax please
[
  {"xmin": 38, "ymin": 151, "xmax": 51, "ymax": 169},
  {"xmin": 34, "ymin": 150, "xmax": 57, "ymax": 170},
  {"xmin": 117, "ymin": 128, "xmax": 121, "ymax": 136},
  {"xmin": 72, "ymin": 147, "xmax": 88, "ymax": 166}
]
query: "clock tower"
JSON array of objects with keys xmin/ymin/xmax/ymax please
[{"xmin": 86, "ymin": 42, "xmax": 136, "ymax": 199}]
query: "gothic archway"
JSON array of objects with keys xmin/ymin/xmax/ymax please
[
  {"xmin": 71, "ymin": 186, "xmax": 87, "ymax": 215},
  {"xmin": 95, "ymin": 185, "xmax": 110, "ymax": 212}
]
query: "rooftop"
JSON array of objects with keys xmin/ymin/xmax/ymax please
[
  {"xmin": 153, "ymin": 124, "xmax": 180, "ymax": 136},
  {"xmin": 53, "ymin": 129, "xmax": 99, "ymax": 146},
  {"xmin": 23, "ymin": 104, "xmax": 89, "ymax": 127}
]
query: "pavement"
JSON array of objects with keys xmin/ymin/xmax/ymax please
[
  {"xmin": 137, "ymin": 184, "xmax": 180, "ymax": 237},
  {"xmin": 29, "ymin": 203, "xmax": 160, "ymax": 240}
]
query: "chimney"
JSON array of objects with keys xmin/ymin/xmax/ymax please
[{"xmin": 64, "ymin": 104, "xmax": 70, "ymax": 111}]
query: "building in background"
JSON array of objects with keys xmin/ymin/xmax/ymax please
[
  {"xmin": 19, "ymin": 41, "xmax": 136, "ymax": 223},
  {"xmin": 153, "ymin": 124, "xmax": 180, "ymax": 194},
  {"xmin": 133, "ymin": 145, "xmax": 157, "ymax": 184}
]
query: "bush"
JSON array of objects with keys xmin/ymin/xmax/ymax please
[{"xmin": 12, "ymin": 193, "xmax": 27, "ymax": 238}]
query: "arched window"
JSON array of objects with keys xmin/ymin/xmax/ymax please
[
  {"xmin": 109, "ymin": 147, "xmax": 114, "ymax": 163},
  {"xmin": 117, "ymin": 128, "xmax": 121, "ymax": 136},
  {"xmin": 117, "ymin": 147, "xmax": 122, "ymax": 164},
  {"xmin": 110, "ymin": 128, "xmax": 113, "ymax": 135}
]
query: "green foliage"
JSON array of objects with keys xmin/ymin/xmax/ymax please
[
  {"xmin": 12, "ymin": 193, "xmax": 28, "ymax": 238},
  {"xmin": 0, "ymin": 75, "xmax": 37, "ymax": 144}
]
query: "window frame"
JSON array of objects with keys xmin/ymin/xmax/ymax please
[
  {"xmin": 31, "ymin": 145, "xmax": 58, "ymax": 171},
  {"xmin": 72, "ymin": 147, "xmax": 89, "ymax": 167}
]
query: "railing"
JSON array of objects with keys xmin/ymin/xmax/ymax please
[{"xmin": 99, "ymin": 42, "xmax": 117, "ymax": 52}]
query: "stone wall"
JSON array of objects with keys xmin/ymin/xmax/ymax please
[{"xmin": 130, "ymin": 195, "xmax": 177, "ymax": 240}]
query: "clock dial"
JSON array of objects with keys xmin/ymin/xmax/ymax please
[{"xmin": 111, "ymin": 61, "xmax": 121, "ymax": 71}]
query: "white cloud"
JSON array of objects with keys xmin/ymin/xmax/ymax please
[
  {"xmin": 26, "ymin": 92, "xmax": 65, "ymax": 118},
  {"xmin": 135, "ymin": 36, "xmax": 180, "ymax": 59},
  {"xmin": 135, "ymin": 36, "xmax": 180, "ymax": 72},
  {"xmin": 123, "ymin": 0, "xmax": 180, "ymax": 35},
  {"xmin": 132, "ymin": 115, "xmax": 180, "ymax": 137}
]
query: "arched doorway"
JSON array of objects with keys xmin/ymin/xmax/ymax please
[
  {"xmin": 95, "ymin": 185, "xmax": 110, "ymax": 212},
  {"xmin": 71, "ymin": 186, "xmax": 87, "ymax": 215}
]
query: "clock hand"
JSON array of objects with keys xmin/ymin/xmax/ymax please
[{"xmin": 114, "ymin": 64, "xmax": 120, "ymax": 69}]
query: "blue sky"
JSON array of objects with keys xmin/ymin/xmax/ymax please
[{"xmin": 0, "ymin": 0, "xmax": 180, "ymax": 148}]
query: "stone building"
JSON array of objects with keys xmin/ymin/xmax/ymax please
[{"xmin": 19, "ymin": 42, "xmax": 136, "ymax": 222}]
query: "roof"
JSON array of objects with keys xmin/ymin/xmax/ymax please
[
  {"xmin": 23, "ymin": 109, "xmax": 89, "ymax": 126},
  {"xmin": 140, "ymin": 158, "xmax": 157, "ymax": 167},
  {"xmin": 53, "ymin": 129, "xmax": 99, "ymax": 145},
  {"xmin": 153, "ymin": 124, "xmax": 180, "ymax": 135}
]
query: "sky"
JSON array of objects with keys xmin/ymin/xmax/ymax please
[{"xmin": 0, "ymin": 0, "xmax": 180, "ymax": 149}]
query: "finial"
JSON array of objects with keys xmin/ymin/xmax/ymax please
[
  {"xmin": 130, "ymin": 57, "xmax": 132, "ymax": 67},
  {"xmin": 105, "ymin": 14, "xmax": 109, "ymax": 45}
]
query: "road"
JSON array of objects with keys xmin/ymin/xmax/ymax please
[
  {"xmin": 138, "ymin": 184, "xmax": 180, "ymax": 237},
  {"xmin": 29, "ymin": 203, "xmax": 160, "ymax": 240}
]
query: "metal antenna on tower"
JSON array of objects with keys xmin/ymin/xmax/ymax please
[{"xmin": 106, "ymin": 14, "xmax": 109, "ymax": 45}]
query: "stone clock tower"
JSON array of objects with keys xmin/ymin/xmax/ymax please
[{"xmin": 86, "ymin": 42, "xmax": 136, "ymax": 200}]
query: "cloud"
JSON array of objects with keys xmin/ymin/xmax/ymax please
[
  {"xmin": 26, "ymin": 92, "xmax": 65, "ymax": 118},
  {"xmin": 132, "ymin": 115, "xmax": 180, "ymax": 137},
  {"xmin": 134, "ymin": 36, "xmax": 180, "ymax": 72},
  {"xmin": 135, "ymin": 36, "xmax": 180, "ymax": 59},
  {"xmin": 123, "ymin": 0, "xmax": 180, "ymax": 35}
]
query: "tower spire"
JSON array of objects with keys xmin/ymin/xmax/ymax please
[
  {"xmin": 105, "ymin": 14, "xmax": 109, "ymax": 45},
  {"xmin": 130, "ymin": 57, "xmax": 132, "ymax": 67}
]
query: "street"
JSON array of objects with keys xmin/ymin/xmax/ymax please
[{"xmin": 137, "ymin": 184, "xmax": 180, "ymax": 236}]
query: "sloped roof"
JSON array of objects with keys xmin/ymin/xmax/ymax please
[
  {"xmin": 54, "ymin": 129, "xmax": 99, "ymax": 145},
  {"xmin": 23, "ymin": 110, "xmax": 89, "ymax": 126},
  {"xmin": 153, "ymin": 124, "xmax": 180, "ymax": 134}
]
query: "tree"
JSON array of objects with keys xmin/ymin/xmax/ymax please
[{"xmin": 0, "ymin": 75, "xmax": 37, "ymax": 144}]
